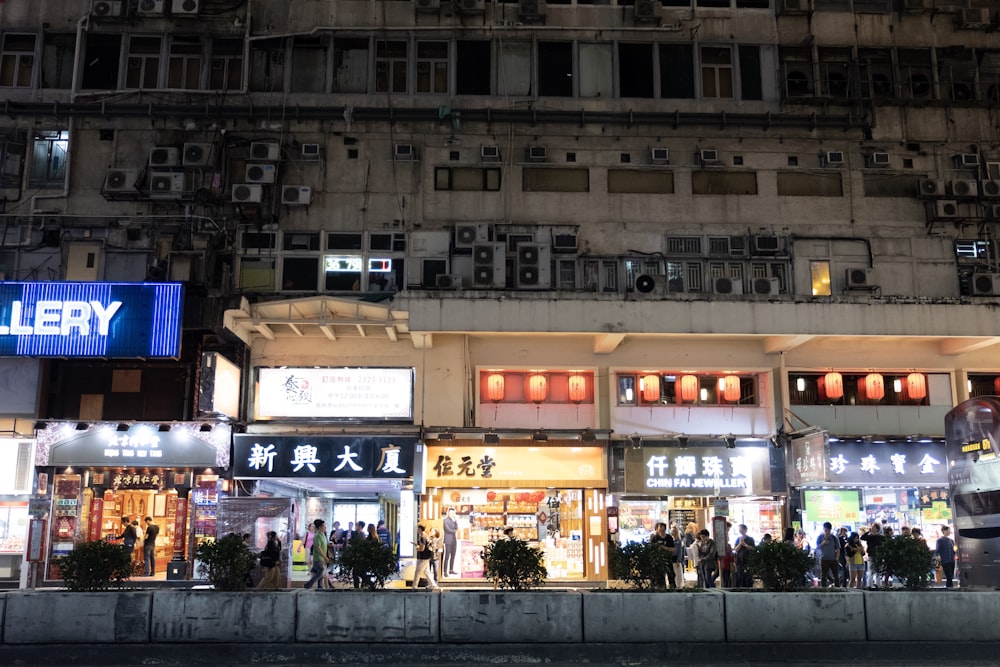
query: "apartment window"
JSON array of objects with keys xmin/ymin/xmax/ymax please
[
  {"xmin": 375, "ymin": 40, "xmax": 407, "ymax": 93},
  {"xmin": 780, "ymin": 48, "xmax": 813, "ymax": 99},
  {"xmin": 607, "ymin": 170, "xmax": 674, "ymax": 194},
  {"xmin": 291, "ymin": 37, "xmax": 327, "ymax": 93},
  {"xmin": 167, "ymin": 37, "xmax": 202, "ymax": 89},
  {"xmin": 701, "ymin": 47, "xmax": 733, "ymax": 99},
  {"xmin": 981, "ymin": 52, "xmax": 1000, "ymax": 102},
  {"xmin": 899, "ymin": 49, "xmax": 932, "ymax": 100},
  {"xmin": 691, "ymin": 171, "xmax": 757, "ymax": 195},
  {"xmin": 664, "ymin": 260, "xmax": 702, "ymax": 292},
  {"xmin": 456, "ymin": 41, "xmax": 491, "ymax": 95},
  {"xmin": 435, "ymin": 167, "xmax": 502, "ymax": 191},
  {"xmin": 498, "ymin": 41, "xmax": 531, "ymax": 96},
  {"xmin": 0, "ymin": 34, "xmax": 36, "ymax": 87},
  {"xmin": 28, "ymin": 130, "xmax": 68, "ymax": 189},
  {"xmin": 416, "ymin": 41, "xmax": 448, "ymax": 94},
  {"xmin": 125, "ymin": 36, "xmax": 162, "ymax": 89},
  {"xmin": 523, "ymin": 167, "xmax": 589, "ymax": 192},
  {"xmin": 556, "ymin": 259, "xmax": 576, "ymax": 290},
  {"xmin": 619, "ymin": 43, "xmax": 654, "ymax": 99},
  {"xmin": 582, "ymin": 259, "xmax": 618, "ymax": 292},
  {"xmin": 939, "ymin": 49, "xmax": 976, "ymax": 102},
  {"xmin": 333, "ymin": 38, "xmax": 369, "ymax": 94},
  {"xmin": 240, "ymin": 258, "xmax": 276, "ymax": 291},
  {"xmin": 739, "ymin": 46, "xmax": 762, "ymax": 101},
  {"xmin": 538, "ymin": 42, "xmax": 573, "ymax": 97},
  {"xmin": 776, "ymin": 172, "xmax": 843, "ymax": 197},
  {"xmin": 624, "ymin": 258, "xmax": 661, "ymax": 292},
  {"xmin": 810, "ymin": 261, "xmax": 831, "ymax": 296},
  {"xmin": 249, "ymin": 39, "xmax": 285, "ymax": 93},
  {"xmin": 858, "ymin": 48, "xmax": 894, "ymax": 100},
  {"xmin": 579, "ymin": 43, "xmax": 612, "ymax": 99},
  {"xmin": 818, "ymin": 48, "xmax": 851, "ymax": 99},
  {"xmin": 210, "ymin": 38, "xmax": 243, "ymax": 91},
  {"xmin": 666, "ymin": 237, "xmax": 702, "ymax": 255},
  {"xmin": 42, "ymin": 34, "xmax": 75, "ymax": 89},
  {"xmin": 659, "ymin": 45, "xmax": 695, "ymax": 99}
]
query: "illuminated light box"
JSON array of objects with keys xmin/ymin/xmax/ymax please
[
  {"xmin": 199, "ymin": 352, "xmax": 241, "ymax": 420},
  {"xmin": 0, "ymin": 282, "xmax": 182, "ymax": 358},
  {"xmin": 256, "ymin": 367, "xmax": 414, "ymax": 420}
]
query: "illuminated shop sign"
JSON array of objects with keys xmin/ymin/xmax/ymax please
[
  {"xmin": 0, "ymin": 282, "xmax": 182, "ymax": 358},
  {"xmin": 42, "ymin": 423, "xmax": 227, "ymax": 468},
  {"xmin": 256, "ymin": 367, "xmax": 414, "ymax": 420},
  {"xmin": 424, "ymin": 445, "xmax": 606, "ymax": 486},
  {"xmin": 623, "ymin": 446, "xmax": 771, "ymax": 496},
  {"xmin": 232, "ymin": 435, "xmax": 416, "ymax": 479},
  {"xmin": 788, "ymin": 431, "xmax": 828, "ymax": 486},
  {"xmin": 825, "ymin": 441, "xmax": 947, "ymax": 485}
]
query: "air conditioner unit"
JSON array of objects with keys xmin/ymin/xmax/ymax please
[
  {"xmin": 955, "ymin": 153, "xmax": 980, "ymax": 168},
  {"xmin": 845, "ymin": 267, "xmax": 875, "ymax": 289},
  {"xmin": 149, "ymin": 147, "xmax": 179, "ymax": 167},
  {"xmin": 171, "ymin": 0, "xmax": 200, "ymax": 14},
  {"xmin": 633, "ymin": 274, "xmax": 667, "ymax": 295},
  {"xmin": 435, "ymin": 274, "xmax": 464, "ymax": 290},
  {"xmin": 250, "ymin": 142, "xmax": 280, "ymax": 162},
  {"xmin": 481, "ymin": 145, "xmax": 500, "ymax": 161},
  {"xmin": 410, "ymin": 231, "xmax": 451, "ymax": 257},
  {"xmin": 91, "ymin": 0, "xmax": 122, "ymax": 17},
  {"xmin": 699, "ymin": 149, "xmax": 720, "ymax": 164},
  {"xmin": 824, "ymin": 151, "xmax": 845, "ymax": 166},
  {"xmin": 515, "ymin": 242, "xmax": 551, "ymax": 289},
  {"xmin": 415, "ymin": 0, "xmax": 441, "ymax": 10},
  {"xmin": 182, "ymin": 143, "xmax": 212, "ymax": 167},
  {"xmin": 918, "ymin": 178, "xmax": 945, "ymax": 198},
  {"xmin": 952, "ymin": 180, "xmax": 979, "ymax": 198},
  {"xmin": 960, "ymin": 8, "xmax": 991, "ymax": 29},
  {"xmin": 232, "ymin": 183, "xmax": 263, "ymax": 203},
  {"xmin": 868, "ymin": 152, "xmax": 891, "ymax": 167},
  {"xmin": 455, "ymin": 223, "xmax": 491, "ymax": 248},
  {"xmin": 751, "ymin": 236, "xmax": 781, "ymax": 255},
  {"xmin": 752, "ymin": 277, "xmax": 781, "ymax": 295},
  {"xmin": 983, "ymin": 180, "xmax": 1000, "ymax": 198},
  {"xmin": 281, "ymin": 185, "xmax": 312, "ymax": 206},
  {"xmin": 301, "ymin": 144, "xmax": 321, "ymax": 160},
  {"xmin": 519, "ymin": 0, "xmax": 545, "ymax": 18},
  {"xmin": 936, "ymin": 200, "xmax": 960, "ymax": 218},
  {"xmin": 713, "ymin": 276, "xmax": 743, "ymax": 295},
  {"xmin": 149, "ymin": 171, "xmax": 185, "ymax": 198},
  {"xmin": 650, "ymin": 148, "xmax": 670, "ymax": 164},
  {"xmin": 104, "ymin": 168, "xmax": 137, "ymax": 192},
  {"xmin": 245, "ymin": 164, "xmax": 277, "ymax": 184},
  {"xmin": 394, "ymin": 144, "xmax": 416, "ymax": 161},
  {"xmin": 457, "ymin": 0, "xmax": 486, "ymax": 14},
  {"xmin": 527, "ymin": 146, "xmax": 547, "ymax": 162},
  {"xmin": 472, "ymin": 243, "xmax": 505, "ymax": 288},
  {"xmin": 136, "ymin": 0, "xmax": 166, "ymax": 15},
  {"xmin": 634, "ymin": 0, "xmax": 659, "ymax": 22},
  {"xmin": 552, "ymin": 233, "xmax": 578, "ymax": 253},
  {"xmin": 972, "ymin": 273, "xmax": 1000, "ymax": 296}
]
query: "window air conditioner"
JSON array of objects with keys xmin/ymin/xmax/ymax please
[
  {"xmin": 650, "ymin": 148, "xmax": 670, "ymax": 164},
  {"xmin": 634, "ymin": 0, "xmax": 659, "ymax": 22},
  {"xmin": 960, "ymin": 8, "xmax": 991, "ymax": 29},
  {"xmin": 752, "ymin": 277, "xmax": 781, "ymax": 295},
  {"xmin": 435, "ymin": 274, "xmax": 464, "ymax": 290},
  {"xmin": 527, "ymin": 146, "xmax": 547, "ymax": 162},
  {"xmin": 551, "ymin": 233, "xmax": 578, "ymax": 253},
  {"xmin": 955, "ymin": 153, "xmax": 980, "ymax": 168},
  {"xmin": 751, "ymin": 236, "xmax": 781, "ymax": 255},
  {"xmin": 633, "ymin": 274, "xmax": 666, "ymax": 295},
  {"xmin": 137, "ymin": 0, "xmax": 166, "ymax": 15},
  {"xmin": 394, "ymin": 144, "xmax": 416, "ymax": 161},
  {"xmin": 824, "ymin": 151, "xmax": 845, "ymax": 166},
  {"xmin": 935, "ymin": 200, "xmax": 960, "ymax": 218},
  {"xmin": 868, "ymin": 152, "xmax": 891, "ymax": 167},
  {"xmin": 245, "ymin": 164, "xmax": 276, "ymax": 184},
  {"xmin": 713, "ymin": 276, "xmax": 743, "ymax": 295},
  {"xmin": 149, "ymin": 172, "xmax": 185, "ymax": 198},
  {"xmin": 454, "ymin": 223, "xmax": 491, "ymax": 248},
  {"xmin": 232, "ymin": 183, "xmax": 263, "ymax": 203},
  {"xmin": 972, "ymin": 273, "xmax": 1000, "ymax": 296},
  {"xmin": 104, "ymin": 169, "xmax": 137, "ymax": 193},
  {"xmin": 171, "ymin": 0, "xmax": 200, "ymax": 15},
  {"xmin": 481, "ymin": 145, "xmax": 500, "ymax": 161},
  {"xmin": 519, "ymin": 0, "xmax": 544, "ymax": 19},
  {"xmin": 951, "ymin": 180, "xmax": 979, "ymax": 198},
  {"xmin": 699, "ymin": 149, "xmax": 720, "ymax": 164},
  {"xmin": 983, "ymin": 180, "xmax": 1000, "ymax": 198},
  {"xmin": 917, "ymin": 178, "xmax": 945, "ymax": 198},
  {"xmin": 250, "ymin": 142, "xmax": 281, "ymax": 162},
  {"xmin": 845, "ymin": 267, "xmax": 875, "ymax": 289},
  {"xmin": 281, "ymin": 185, "xmax": 312, "ymax": 206},
  {"xmin": 182, "ymin": 143, "xmax": 212, "ymax": 167},
  {"xmin": 301, "ymin": 144, "xmax": 321, "ymax": 160},
  {"xmin": 149, "ymin": 147, "xmax": 179, "ymax": 167},
  {"xmin": 91, "ymin": 0, "xmax": 122, "ymax": 17}
]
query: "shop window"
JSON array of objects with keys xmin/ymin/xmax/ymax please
[
  {"xmin": 210, "ymin": 38, "xmax": 243, "ymax": 91},
  {"xmin": 333, "ymin": 38, "xmax": 368, "ymax": 94},
  {"xmin": 618, "ymin": 374, "xmax": 636, "ymax": 404},
  {"xmin": 0, "ymin": 34, "xmax": 36, "ymax": 88},
  {"xmin": 700, "ymin": 46, "xmax": 733, "ymax": 99},
  {"xmin": 538, "ymin": 42, "xmax": 573, "ymax": 97},
  {"xmin": 659, "ymin": 44, "xmax": 695, "ymax": 99},
  {"xmin": 167, "ymin": 37, "xmax": 203, "ymax": 89},
  {"xmin": 28, "ymin": 130, "xmax": 68, "ymax": 189},
  {"xmin": 498, "ymin": 41, "xmax": 531, "ymax": 97},
  {"xmin": 456, "ymin": 41, "xmax": 491, "ymax": 95},
  {"xmin": 375, "ymin": 40, "xmax": 407, "ymax": 94},
  {"xmin": 434, "ymin": 167, "xmax": 502, "ymax": 191},
  {"xmin": 291, "ymin": 37, "xmax": 327, "ymax": 93},
  {"xmin": 239, "ymin": 257, "xmax": 276, "ymax": 291},
  {"xmin": 579, "ymin": 43, "xmax": 612, "ymax": 99},
  {"xmin": 619, "ymin": 43, "xmax": 654, "ymax": 99},
  {"xmin": 125, "ymin": 36, "xmax": 163, "ymax": 89},
  {"xmin": 522, "ymin": 167, "xmax": 589, "ymax": 192},
  {"xmin": 249, "ymin": 38, "xmax": 285, "ymax": 93},
  {"xmin": 81, "ymin": 33, "xmax": 122, "ymax": 90},
  {"xmin": 416, "ymin": 41, "xmax": 448, "ymax": 94}
]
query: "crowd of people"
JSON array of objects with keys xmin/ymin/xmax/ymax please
[{"xmin": 296, "ymin": 517, "xmax": 397, "ymax": 590}]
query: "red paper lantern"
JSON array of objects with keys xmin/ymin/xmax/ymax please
[
  {"xmin": 722, "ymin": 375, "xmax": 741, "ymax": 402},
  {"xmin": 865, "ymin": 373, "xmax": 885, "ymax": 401},
  {"xmin": 641, "ymin": 374, "xmax": 661, "ymax": 403},
  {"xmin": 568, "ymin": 374, "xmax": 588, "ymax": 404},
  {"xmin": 676, "ymin": 375, "xmax": 699, "ymax": 403},
  {"xmin": 817, "ymin": 375, "xmax": 827, "ymax": 400},
  {"xmin": 824, "ymin": 372, "xmax": 844, "ymax": 400},
  {"xmin": 486, "ymin": 373, "xmax": 505, "ymax": 402},
  {"xmin": 994, "ymin": 376, "xmax": 1000, "ymax": 396},
  {"xmin": 528, "ymin": 374, "xmax": 548, "ymax": 403},
  {"xmin": 906, "ymin": 373, "xmax": 926, "ymax": 400}
]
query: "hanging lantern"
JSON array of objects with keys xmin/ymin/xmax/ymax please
[
  {"xmin": 994, "ymin": 376, "xmax": 1000, "ymax": 396},
  {"xmin": 527, "ymin": 374, "xmax": 548, "ymax": 403},
  {"xmin": 865, "ymin": 373, "xmax": 885, "ymax": 401},
  {"xmin": 676, "ymin": 374, "xmax": 699, "ymax": 403},
  {"xmin": 486, "ymin": 373, "xmax": 505, "ymax": 402},
  {"xmin": 906, "ymin": 373, "xmax": 927, "ymax": 400},
  {"xmin": 857, "ymin": 377, "xmax": 867, "ymax": 400},
  {"xmin": 824, "ymin": 372, "xmax": 844, "ymax": 400},
  {"xmin": 722, "ymin": 375, "xmax": 741, "ymax": 402},
  {"xmin": 568, "ymin": 374, "xmax": 588, "ymax": 404},
  {"xmin": 817, "ymin": 375, "xmax": 828, "ymax": 400},
  {"xmin": 641, "ymin": 374, "xmax": 661, "ymax": 403}
]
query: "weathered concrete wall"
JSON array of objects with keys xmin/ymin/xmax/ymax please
[
  {"xmin": 723, "ymin": 591, "xmax": 866, "ymax": 642},
  {"xmin": 440, "ymin": 591, "xmax": 583, "ymax": 643},
  {"xmin": 151, "ymin": 591, "xmax": 295, "ymax": 643},
  {"xmin": 582, "ymin": 590, "xmax": 725, "ymax": 643},
  {"xmin": 296, "ymin": 590, "xmax": 439, "ymax": 643},
  {"xmin": 4, "ymin": 592, "xmax": 151, "ymax": 644},
  {"xmin": 864, "ymin": 591, "xmax": 1000, "ymax": 642}
]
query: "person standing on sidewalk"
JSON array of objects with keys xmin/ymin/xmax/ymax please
[
  {"xmin": 816, "ymin": 522, "xmax": 840, "ymax": 587},
  {"xmin": 304, "ymin": 519, "xmax": 330, "ymax": 589},
  {"xmin": 412, "ymin": 524, "xmax": 440, "ymax": 590},
  {"xmin": 142, "ymin": 517, "xmax": 159, "ymax": 576},
  {"xmin": 935, "ymin": 525, "xmax": 957, "ymax": 588}
]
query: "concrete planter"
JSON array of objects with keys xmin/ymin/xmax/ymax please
[
  {"xmin": 151, "ymin": 590, "xmax": 295, "ymax": 642},
  {"xmin": 864, "ymin": 590, "xmax": 1000, "ymax": 641},
  {"xmin": 296, "ymin": 589, "xmax": 440, "ymax": 643},
  {"xmin": 723, "ymin": 590, "xmax": 865, "ymax": 642},
  {"xmin": 440, "ymin": 590, "xmax": 583, "ymax": 643},
  {"xmin": 582, "ymin": 590, "xmax": 724, "ymax": 643},
  {"xmin": 4, "ymin": 591, "xmax": 152, "ymax": 644}
]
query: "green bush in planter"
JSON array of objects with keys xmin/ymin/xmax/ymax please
[
  {"xmin": 58, "ymin": 539, "xmax": 137, "ymax": 591},
  {"xmin": 335, "ymin": 538, "xmax": 399, "ymax": 590},
  {"xmin": 747, "ymin": 540, "xmax": 814, "ymax": 591},
  {"xmin": 194, "ymin": 533, "xmax": 258, "ymax": 591},
  {"xmin": 481, "ymin": 538, "xmax": 547, "ymax": 590},
  {"xmin": 869, "ymin": 536, "xmax": 934, "ymax": 590},
  {"xmin": 612, "ymin": 541, "xmax": 674, "ymax": 590}
]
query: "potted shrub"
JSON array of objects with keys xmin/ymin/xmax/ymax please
[
  {"xmin": 610, "ymin": 540, "xmax": 673, "ymax": 590},
  {"xmin": 58, "ymin": 539, "xmax": 137, "ymax": 591},
  {"xmin": 747, "ymin": 540, "xmax": 814, "ymax": 591},
  {"xmin": 481, "ymin": 537, "xmax": 547, "ymax": 590},
  {"xmin": 194, "ymin": 533, "xmax": 258, "ymax": 591},
  {"xmin": 335, "ymin": 538, "xmax": 399, "ymax": 590},
  {"xmin": 869, "ymin": 535, "xmax": 934, "ymax": 590}
]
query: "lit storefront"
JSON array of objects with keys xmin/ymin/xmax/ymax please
[
  {"xmin": 34, "ymin": 421, "xmax": 229, "ymax": 581},
  {"xmin": 423, "ymin": 441, "xmax": 608, "ymax": 581},
  {"xmin": 0, "ymin": 434, "xmax": 34, "ymax": 583}
]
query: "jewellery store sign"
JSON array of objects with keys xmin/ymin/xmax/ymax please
[
  {"xmin": 624, "ymin": 446, "xmax": 771, "ymax": 496},
  {"xmin": 232, "ymin": 434, "xmax": 416, "ymax": 479}
]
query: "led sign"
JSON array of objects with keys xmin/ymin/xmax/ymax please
[
  {"xmin": 0, "ymin": 282, "xmax": 182, "ymax": 358},
  {"xmin": 256, "ymin": 367, "xmax": 414, "ymax": 420}
]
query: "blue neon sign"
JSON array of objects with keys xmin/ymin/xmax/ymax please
[{"xmin": 0, "ymin": 282, "xmax": 182, "ymax": 358}]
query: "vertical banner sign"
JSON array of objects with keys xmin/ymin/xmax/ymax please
[
  {"xmin": 88, "ymin": 497, "xmax": 103, "ymax": 542},
  {"xmin": 27, "ymin": 519, "xmax": 46, "ymax": 562},
  {"xmin": 173, "ymin": 498, "xmax": 187, "ymax": 557}
]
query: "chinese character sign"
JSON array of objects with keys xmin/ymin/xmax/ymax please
[
  {"xmin": 824, "ymin": 442, "xmax": 947, "ymax": 485},
  {"xmin": 424, "ymin": 446, "xmax": 605, "ymax": 484},
  {"xmin": 256, "ymin": 367, "xmax": 414, "ymax": 420},
  {"xmin": 232, "ymin": 435, "xmax": 416, "ymax": 479},
  {"xmin": 624, "ymin": 446, "xmax": 771, "ymax": 496}
]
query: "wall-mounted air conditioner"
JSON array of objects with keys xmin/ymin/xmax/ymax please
[
  {"xmin": 232, "ymin": 183, "xmax": 263, "ymax": 203},
  {"xmin": 824, "ymin": 151, "xmax": 845, "ymax": 166},
  {"xmin": 394, "ymin": 144, "xmax": 417, "ymax": 161},
  {"xmin": 149, "ymin": 172, "xmax": 185, "ymax": 198},
  {"xmin": 650, "ymin": 148, "xmax": 670, "ymax": 164},
  {"xmin": 415, "ymin": 0, "xmax": 441, "ymax": 10},
  {"xmin": 960, "ymin": 8, "xmax": 991, "ymax": 30},
  {"xmin": 104, "ymin": 168, "xmax": 137, "ymax": 193},
  {"xmin": 454, "ymin": 223, "xmax": 491, "ymax": 248},
  {"xmin": 171, "ymin": 0, "xmax": 200, "ymax": 15},
  {"xmin": 301, "ymin": 144, "xmax": 321, "ymax": 160},
  {"xmin": 699, "ymin": 149, "xmax": 720, "ymax": 164},
  {"xmin": 983, "ymin": 180, "xmax": 1000, "ymax": 198},
  {"xmin": 250, "ymin": 142, "xmax": 280, "ymax": 162},
  {"xmin": 936, "ymin": 200, "xmax": 960, "ymax": 218},
  {"xmin": 634, "ymin": 0, "xmax": 659, "ymax": 22},
  {"xmin": 281, "ymin": 185, "xmax": 312, "ymax": 206},
  {"xmin": 868, "ymin": 152, "xmax": 891, "ymax": 167},
  {"xmin": 551, "ymin": 232, "xmax": 578, "ymax": 253},
  {"xmin": 457, "ymin": 0, "xmax": 485, "ymax": 14},
  {"xmin": 633, "ymin": 274, "xmax": 667, "ymax": 295},
  {"xmin": 527, "ymin": 146, "xmax": 547, "ymax": 162},
  {"xmin": 515, "ymin": 242, "xmax": 551, "ymax": 289},
  {"xmin": 951, "ymin": 180, "xmax": 979, "ymax": 198},
  {"xmin": 149, "ymin": 147, "xmax": 179, "ymax": 167},
  {"xmin": 918, "ymin": 178, "xmax": 945, "ymax": 198},
  {"xmin": 481, "ymin": 145, "xmax": 500, "ymax": 161},
  {"xmin": 972, "ymin": 273, "xmax": 1000, "ymax": 296},
  {"xmin": 137, "ymin": 0, "xmax": 166, "ymax": 15},
  {"xmin": 182, "ymin": 143, "xmax": 212, "ymax": 167},
  {"xmin": 518, "ymin": 0, "xmax": 545, "ymax": 19},
  {"xmin": 245, "ymin": 164, "xmax": 276, "ymax": 184},
  {"xmin": 435, "ymin": 274, "xmax": 464, "ymax": 289},
  {"xmin": 845, "ymin": 267, "xmax": 875, "ymax": 289},
  {"xmin": 410, "ymin": 231, "xmax": 451, "ymax": 257},
  {"xmin": 751, "ymin": 235, "xmax": 782, "ymax": 255},
  {"xmin": 91, "ymin": 0, "xmax": 122, "ymax": 17},
  {"xmin": 955, "ymin": 153, "xmax": 980, "ymax": 168},
  {"xmin": 713, "ymin": 276, "xmax": 743, "ymax": 295},
  {"xmin": 472, "ymin": 243, "xmax": 505, "ymax": 288},
  {"xmin": 752, "ymin": 277, "xmax": 781, "ymax": 295}
]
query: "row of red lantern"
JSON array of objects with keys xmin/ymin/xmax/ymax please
[
  {"xmin": 643, "ymin": 374, "xmax": 742, "ymax": 403},
  {"xmin": 815, "ymin": 372, "xmax": 926, "ymax": 401},
  {"xmin": 486, "ymin": 373, "xmax": 589, "ymax": 404}
]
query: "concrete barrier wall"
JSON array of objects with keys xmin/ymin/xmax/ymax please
[{"xmin": 0, "ymin": 589, "xmax": 979, "ymax": 645}]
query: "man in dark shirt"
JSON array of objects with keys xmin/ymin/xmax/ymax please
[
  {"xmin": 861, "ymin": 523, "xmax": 885, "ymax": 588},
  {"xmin": 649, "ymin": 522, "xmax": 677, "ymax": 589},
  {"xmin": 143, "ymin": 517, "xmax": 160, "ymax": 576}
]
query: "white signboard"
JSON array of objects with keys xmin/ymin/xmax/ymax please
[{"xmin": 256, "ymin": 367, "xmax": 414, "ymax": 420}]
